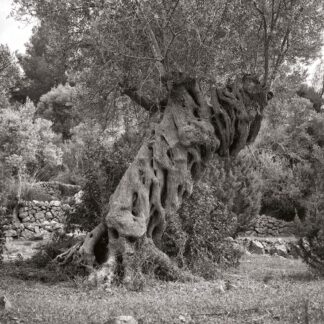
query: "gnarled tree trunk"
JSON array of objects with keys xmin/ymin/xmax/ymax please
[{"xmin": 56, "ymin": 72, "xmax": 271, "ymax": 287}]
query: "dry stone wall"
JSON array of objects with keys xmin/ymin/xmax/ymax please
[
  {"xmin": 4, "ymin": 200, "xmax": 72, "ymax": 240},
  {"xmin": 235, "ymin": 237, "xmax": 301, "ymax": 259},
  {"xmin": 243, "ymin": 215, "xmax": 296, "ymax": 237}
]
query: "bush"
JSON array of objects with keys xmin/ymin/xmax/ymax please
[
  {"xmin": 162, "ymin": 181, "xmax": 242, "ymax": 279},
  {"xmin": 205, "ymin": 152, "xmax": 263, "ymax": 233},
  {"xmin": 161, "ymin": 151, "xmax": 262, "ymax": 278},
  {"xmin": 65, "ymin": 131, "xmax": 142, "ymax": 231}
]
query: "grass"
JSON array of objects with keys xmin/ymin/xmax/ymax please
[{"xmin": 0, "ymin": 255, "xmax": 324, "ymax": 323}]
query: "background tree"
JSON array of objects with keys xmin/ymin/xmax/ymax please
[
  {"xmin": 37, "ymin": 84, "xmax": 79, "ymax": 140},
  {"xmin": 0, "ymin": 99, "xmax": 63, "ymax": 205},
  {"xmin": 223, "ymin": 0, "xmax": 324, "ymax": 86},
  {"xmin": 0, "ymin": 44, "xmax": 20, "ymax": 107},
  {"xmin": 13, "ymin": 23, "xmax": 67, "ymax": 104}
]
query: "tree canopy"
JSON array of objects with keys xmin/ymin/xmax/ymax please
[{"xmin": 12, "ymin": 0, "xmax": 324, "ymax": 124}]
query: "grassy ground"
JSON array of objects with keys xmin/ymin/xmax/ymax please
[{"xmin": 0, "ymin": 254, "xmax": 323, "ymax": 324}]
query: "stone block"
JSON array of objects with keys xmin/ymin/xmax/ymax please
[
  {"xmin": 44, "ymin": 225, "xmax": 53, "ymax": 232},
  {"xmin": 24, "ymin": 224, "xmax": 36, "ymax": 232},
  {"xmin": 45, "ymin": 211, "xmax": 53, "ymax": 219},
  {"xmin": 41, "ymin": 220, "xmax": 51, "ymax": 227},
  {"xmin": 61, "ymin": 204, "xmax": 71, "ymax": 211},
  {"xmin": 50, "ymin": 200, "xmax": 61, "ymax": 207},
  {"xmin": 248, "ymin": 240, "xmax": 265, "ymax": 254},
  {"xmin": 22, "ymin": 216, "xmax": 31, "ymax": 223},
  {"xmin": 271, "ymin": 244, "xmax": 288, "ymax": 258},
  {"xmin": 21, "ymin": 229, "xmax": 35, "ymax": 240},
  {"xmin": 5, "ymin": 230, "xmax": 18, "ymax": 237},
  {"xmin": 107, "ymin": 316, "xmax": 138, "ymax": 324},
  {"xmin": 35, "ymin": 211, "xmax": 45, "ymax": 220},
  {"xmin": 19, "ymin": 211, "xmax": 29, "ymax": 219}
]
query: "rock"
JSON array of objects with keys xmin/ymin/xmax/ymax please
[
  {"xmin": 214, "ymin": 280, "xmax": 226, "ymax": 293},
  {"xmin": 32, "ymin": 233, "xmax": 45, "ymax": 241},
  {"xmin": 21, "ymin": 229, "xmax": 36, "ymax": 240},
  {"xmin": 225, "ymin": 281, "xmax": 238, "ymax": 290},
  {"xmin": 0, "ymin": 296, "xmax": 12, "ymax": 311},
  {"xmin": 249, "ymin": 240, "xmax": 265, "ymax": 254},
  {"xmin": 105, "ymin": 315, "xmax": 138, "ymax": 324},
  {"xmin": 50, "ymin": 200, "xmax": 61, "ymax": 207},
  {"xmin": 61, "ymin": 204, "xmax": 71, "ymax": 211},
  {"xmin": 178, "ymin": 315, "xmax": 192, "ymax": 323},
  {"xmin": 22, "ymin": 216, "xmax": 31, "ymax": 223},
  {"xmin": 24, "ymin": 223, "xmax": 37, "ymax": 232},
  {"xmin": 232, "ymin": 242, "xmax": 246, "ymax": 255},
  {"xmin": 74, "ymin": 190, "xmax": 84, "ymax": 204},
  {"xmin": 45, "ymin": 211, "xmax": 53, "ymax": 219},
  {"xmin": 35, "ymin": 212, "xmax": 45, "ymax": 221},
  {"xmin": 19, "ymin": 211, "xmax": 29, "ymax": 219},
  {"xmin": 50, "ymin": 221, "xmax": 63, "ymax": 230},
  {"xmin": 4, "ymin": 230, "xmax": 18, "ymax": 237},
  {"xmin": 288, "ymin": 242, "xmax": 301, "ymax": 259},
  {"xmin": 273, "ymin": 244, "xmax": 288, "ymax": 258}
]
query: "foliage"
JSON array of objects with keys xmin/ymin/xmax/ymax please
[
  {"xmin": 206, "ymin": 153, "xmax": 263, "ymax": 233},
  {"xmin": 223, "ymin": 0, "xmax": 324, "ymax": 86},
  {"xmin": 14, "ymin": 23, "xmax": 67, "ymax": 103},
  {"xmin": 176, "ymin": 182, "xmax": 241, "ymax": 278},
  {"xmin": 12, "ymin": 0, "xmax": 323, "ymax": 127},
  {"xmin": 65, "ymin": 128, "xmax": 142, "ymax": 231},
  {"xmin": 0, "ymin": 99, "xmax": 63, "ymax": 173},
  {"xmin": 251, "ymin": 95, "xmax": 324, "ymax": 221},
  {"xmin": 0, "ymin": 44, "xmax": 20, "ymax": 107},
  {"xmin": 162, "ymin": 153, "xmax": 261, "ymax": 278},
  {"xmin": 0, "ymin": 99, "xmax": 63, "ymax": 207},
  {"xmin": 298, "ymin": 222, "xmax": 324, "ymax": 276},
  {"xmin": 37, "ymin": 84, "xmax": 79, "ymax": 140}
]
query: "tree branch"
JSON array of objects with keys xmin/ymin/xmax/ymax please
[
  {"xmin": 119, "ymin": 83, "xmax": 167, "ymax": 113},
  {"xmin": 253, "ymin": 0, "xmax": 269, "ymax": 86},
  {"xmin": 134, "ymin": 0, "xmax": 166, "ymax": 78}
]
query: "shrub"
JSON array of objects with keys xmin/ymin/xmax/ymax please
[
  {"xmin": 159, "ymin": 151, "xmax": 262, "ymax": 279},
  {"xmin": 163, "ymin": 157, "xmax": 260, "ymax": 278},
  {"xmin": 163, "ymin": 181, "xmax": 242, "ymax": 279},
  {"xmin": 205, "ymin": 151, "xmax": 263, "ymax": 233},
  {"xmin": 65, "ymin": 131, "xmax": 142, "ymax": 231}
]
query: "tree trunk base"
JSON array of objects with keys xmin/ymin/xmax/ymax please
[{"xmin": 54, "ymin": 226, "xmax": 197, "ymax": 288}]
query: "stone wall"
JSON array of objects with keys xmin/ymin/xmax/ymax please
[
  {"xmin": 243, "ymin": 215, "xmax": 296, "ymax": 237},
  {"xmin": 3, "ymin": 200, "xmax": 72, "ymax": 240},
  {"xmin": 36, "ymin": 181, "xmax": 81, "ymax": 200},
  {"xmin": 235, "ymin": 237, "xmax": 300, "ymax": 259}
]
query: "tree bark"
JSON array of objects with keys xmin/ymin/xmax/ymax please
[{"xmin": 56, "ymin": 73, "xmax": 271, "ymax": 286}]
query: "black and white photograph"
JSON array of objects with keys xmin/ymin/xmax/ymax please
[{"xmin": 0, "ymin": 0, "xmax": 324, "ymax": 323}]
